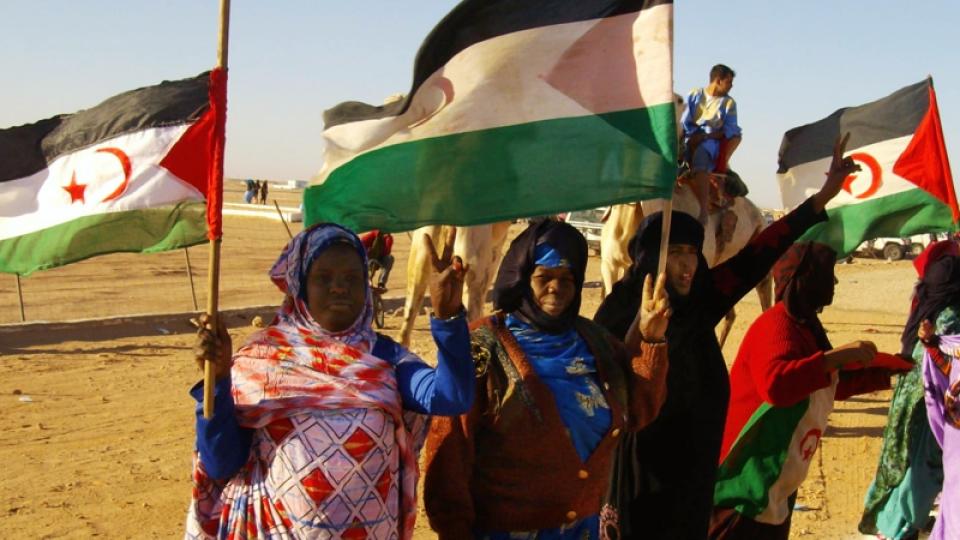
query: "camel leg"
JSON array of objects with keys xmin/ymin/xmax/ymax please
[
  {"xmin": 718, "ymin": 307, "xmax": 736, "ymax": 349},
  {"xmin": 756, "ymin": 271, "xmax": 774, "ymax": 312},
  {"xmin": 398, "ymin": 227, "xmax": 439, "ymax": 348},
  {"xmin": 600, "ymin": 257, "xmax": 618, "ymax": 300},
  {"xmin": 480, "ymin": 221, "xmax": 510, "ymax": 318}
]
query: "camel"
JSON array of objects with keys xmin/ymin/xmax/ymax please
[
  {"xmin": 600, "ymin": 184, "xmax": 774, "ymax": 347},
  {"xmin": 398, "ymin": 222, "xmax": 511, "ymax": 347}
]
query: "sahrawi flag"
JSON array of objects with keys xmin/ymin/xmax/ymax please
[
  {"xmin": 306, "ymin": 0, "xmax": 676, "ymax": 232},
  {"xmin": 0, "ymin": 70, "xmax": 226, "ymax": 275},
  {"xmin": 777, "ymin": 78, "xmax": 958, "ymax": 255}
]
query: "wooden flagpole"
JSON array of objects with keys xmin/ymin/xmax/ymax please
[
  {"xmin": 203, "ymin": 0, "xmax": 231, "ymax": 419},
  {"xmin": 656, "ymin": 199, "xmax": 673, "ymax": 278},
  {"xmin": 184, "ymin": 248, "xmax": 199, "ymax": 311},
  {"xmin": 656, "ymin": 95, "xmax": 681, "ymax": 277},
  {"xmin": 15, "ymin": 274, "xmax": 25, "ymax": 322},
  {"xmin": 273, "ymin": 200, "xmax": 294, "ymax": 239}
]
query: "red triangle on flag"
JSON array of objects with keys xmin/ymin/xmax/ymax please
[
  {"xmin": 893, "ymin": 83, "xmax": 959, "ymax": 222},
  {"xmin": 158, "ymin": 108, "xmax": 214, "ymax": 198}
]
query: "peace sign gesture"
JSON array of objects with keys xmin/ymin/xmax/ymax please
[
  {"xmin": 813, "ymin": 132, "xmax": 862, "ymax": 212},
  {"xmin": 423, "ymin": 227, "xmax": 468, "ymax": 319},
  {"xmin": 637, "ymin": 273, "xmax": 672, "ymax": 341}
]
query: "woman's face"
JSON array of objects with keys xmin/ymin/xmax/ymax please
[
  {"xmin": 665, "ymin": 243, "xmax": 699, "ymax": 297},
  {"xmin": 530, "ymin": 265, "xmax": 576, "ymax": 317},
  {"xmin": 305, "ymin": 243, "xmax": 366, "ymax": 332}
]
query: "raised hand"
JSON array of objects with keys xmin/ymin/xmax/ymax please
[
  {"xmin": 918, "ymin": 319, "xmax": 936, "ymax": 344},
  {"xmin": 637, "ymin": 273, "xmax": 672, "ymax": 342},
  {"xmin": 424, "ymin": 228, "xmax": 468, "ymax": 319},
  {"xmin": 192, "ymin": 312, "xmax": 233, "ymax": 381},
  {"xmin": 813, "ymin": 132, "xmax": 862, "ymax": 212}
]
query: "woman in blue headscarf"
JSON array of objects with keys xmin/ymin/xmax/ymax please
[{"xmin": 423, "ymin": 219, "xmax": 671, "ymax": 540}]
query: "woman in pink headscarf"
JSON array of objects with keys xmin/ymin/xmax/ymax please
[{"xmin": 184, "ymin": 223, "xmax": 476, "ymax": 539}]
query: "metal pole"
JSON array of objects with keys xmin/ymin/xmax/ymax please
[
  {"xmin": 184, "ymin": 248, "xmax": 199, "ymax": 311},
  {"xmin": 15, "ymin": 274, "xmax": 25, "ymax": 322},
  {"xmin": 273, "ymin": 200, "xmax": 294, "ymax": 239}
]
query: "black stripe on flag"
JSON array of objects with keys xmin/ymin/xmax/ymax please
[
  {"xmin": 778, "ymin": 79, "xmax": 929, "ymax": 173},
  {"xmin": 324, "ymin": 0, "xmax": 670, "ymax": 129},
  {"xmin": 0, "ymin": 72, "xmax": 211, "ymax": 183}
]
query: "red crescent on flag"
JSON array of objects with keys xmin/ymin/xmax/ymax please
[
  {"xmin": 842, "ymin": 152, "xmax": 882, "ymax": 199},
  {"xmin": 407, "ymin": 77, "xmax": 454, "ymax": 129},
  {"xmin": 97, "ymin": 147, "xmax": 133, "ymax": 202},
  {"xmin": 799, "ymin": 428, "xmax": 822, "ymax": 461}
]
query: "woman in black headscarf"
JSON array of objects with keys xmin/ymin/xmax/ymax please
[
  {"xmin": 423, "ymin": 219, "xmax": 670, "ymax": 540},
  {"xmin": 595, "ymin": 204, "xmax": 831, "ymax": 539},
  {"xmin": 596, "ymin": 211, "xmax": 732, "ymax": 540},
  {"xmin": 596, "ymin": 132, "xmax": 858, "ymax": 540}
]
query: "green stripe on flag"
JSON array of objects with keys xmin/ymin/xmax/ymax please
[
  {"xmin": 714, "ymin": 400, "xmax": 809, "ymax": 518},
  {"xmin": 800, "ymin": 188, "xmax": 957, "ymax": 257},
  {"xmin": 305, "ymin": 105, "xmax": 677, "ymax": 232},
  {"xmin": 0, "ymin": 202, "xmax": 208, "ymax": 276}
]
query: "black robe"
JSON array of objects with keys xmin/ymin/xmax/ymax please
[{"xmin": 595, "ymin": 199, "xmax": 824, "ymax": 540}]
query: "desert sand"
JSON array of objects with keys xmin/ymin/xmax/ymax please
[{"xmin": 0, "ymin": 186, "xmax": 924, "ymax": 538}]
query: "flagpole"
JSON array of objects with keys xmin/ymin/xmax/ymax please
[
  {"xmin": 656, "ymin": 199, "xmax": 673, "ymax": 278},
  {"xmin": 15, "ymin": 274, "xmax": 25, "ymax": 322},
  {"xmin": 203, "ymin": 0, "xmax": 231, "ymax": 419},
  {"xmin": 184, "ymin": 248, "xmax": 199, "ymax": 311},
  {"xmin": 273, "ymin": 200, "xmax": 294, "ymax": 239}
]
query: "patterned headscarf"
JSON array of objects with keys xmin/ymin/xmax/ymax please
[
  {"xmin": 269, "ymin": 222, "xmax": 376, "ymax": 352},
  {"xmin": 187, "ymin": 223, "xmax": 426, "ymax": 540}
]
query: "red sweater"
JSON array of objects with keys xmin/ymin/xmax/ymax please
[
  {"xmin": 358, "ymin": 230, "xmax": 393, "ymax": 258},
  {"xmin": 720, "ymin": 302, "xmax": 891, "ymax": 462}
]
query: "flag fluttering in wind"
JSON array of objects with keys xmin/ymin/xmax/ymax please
[
  {"xmin": 306, "ymin": 0, "xmax": 676, "ymax": 232},
  {"xmin": 777, "ymin": 78, "xmax": 957, "ymax": 256},
  {"xmin": 0, "ymin": 70, "xmax": 227, "ymax": 275}
]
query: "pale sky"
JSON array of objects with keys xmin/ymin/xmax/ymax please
[{"xmin": 2, "ymin": 1, "xmax": 957, "ymax": 209}]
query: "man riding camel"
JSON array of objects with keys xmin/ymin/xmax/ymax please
[{"xmin": 681, "ymin": 64, "xmax": 743, "ymax": 242}]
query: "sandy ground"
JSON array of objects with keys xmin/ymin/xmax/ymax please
[{"xmin": 0, "ymin": 189, "xmax": 924, "ymax": 538}]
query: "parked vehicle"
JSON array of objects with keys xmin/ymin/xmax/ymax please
[
  {"xmin": 856, "ymin": 233, "xmax": 947, "ymax": 261},
  {"xmin": 562, "ymin": 207, "xmax": 607, "ymax": 255}
]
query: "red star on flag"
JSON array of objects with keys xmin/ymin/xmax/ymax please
[{"xmin": 62, "ymin": 172, "xmax": 87, "ymax": 203}]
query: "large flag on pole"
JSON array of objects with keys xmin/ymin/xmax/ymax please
[
  {"xmin": 777, "ymin": 78, "xmax": 957, "ymax": 256},
  {"xmin": 0, "ymin": 69, "xmax": 227, "ymax": 275},
  {"xmin": 305, "ymin": 0, "xmax": 676, "ymax": 232}
]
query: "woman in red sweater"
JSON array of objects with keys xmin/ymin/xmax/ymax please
[{"xmin": 709, "ymin": 242, "xmax": 910, "ymax": 540}]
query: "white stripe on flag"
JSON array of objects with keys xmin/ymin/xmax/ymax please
[
  {"xmin": 777, "ymin": 135, "xmax": 913, "ymax": 209},
  {"xmin": 0, "ymin": 125, "xmax": 204, "ymax": 241},
  {"xmin": 318, "ymin": 4, "xmax": 673, "ymax": 183}
]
